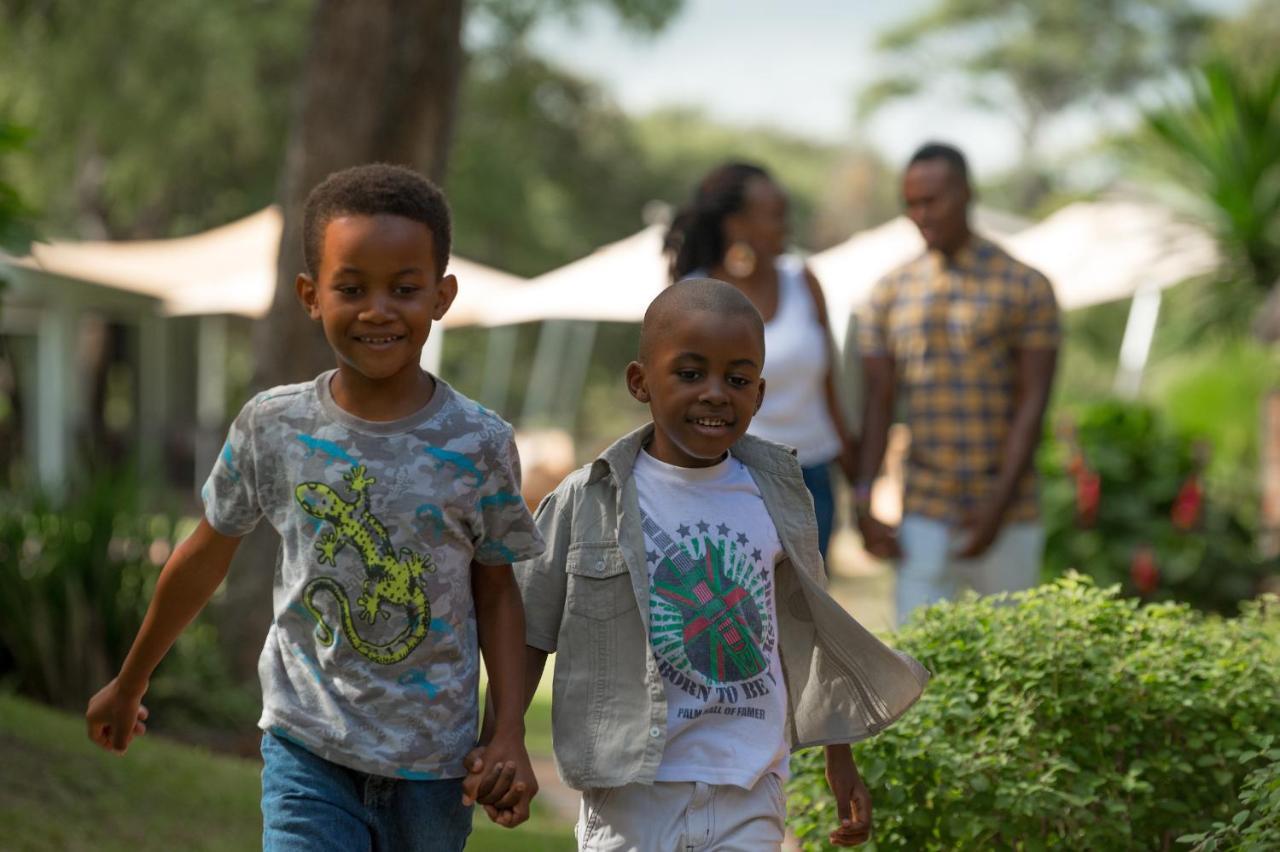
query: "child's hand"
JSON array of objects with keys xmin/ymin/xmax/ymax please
[
  {"xmin": 825, "ymin": 744, "xmax": 872, "ymax": 847},
  {"xmin": 85, "ymin": 677, "xmax": 149, "ymax": 754},
  {"xmin": 461, "ymin": 730, "xmax": 538, "ymax": 828}
]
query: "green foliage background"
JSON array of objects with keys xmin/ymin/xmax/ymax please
[
  {"xmin": 1038, "ymin": 400, "xmax": 1274, "ymax": 613},
  {"xmin": 786, "ymin": 578, "xmax": 1280, "ymax": 850}
]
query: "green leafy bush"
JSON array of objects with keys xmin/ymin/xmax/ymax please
[
  {"xmin": 1180, "ymin": 747, "xmax": 1280, "ymax": 852},
  {"xmin": 786, "ymin": 577, "xmax": 1280, "ymax": 850},
  {"xmin": 0, "ymin": 474, "xmax": 254, "ymax": 730},
  {"xmin": 1039, "ymin": 400, "xmax": 1275, "ymax": 612}
]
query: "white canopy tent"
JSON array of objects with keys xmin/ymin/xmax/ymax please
[
  {"xmin": 23, "ymin": 206, "xmax": 525, "ymax": 327},
  {"xmin": 475, "ymin": 224, "xmax": 668, "ymax": 327},
  {"xmin": 3, "ymin": 207, "xmax": 526, "ymax": 493},
  {"xmin": 1004, "ymin": 200, "xmax": 1218, "ymax": 311},
  {"xmin": 1004, "ymin": 200, "xmax": 1218, "ymax": 395}
]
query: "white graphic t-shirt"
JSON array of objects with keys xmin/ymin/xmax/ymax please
[{"xmin": 634, "ymin": 448, "xmax": 790, "ymax": 788}]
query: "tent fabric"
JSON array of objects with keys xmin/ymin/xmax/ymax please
[
  {"xmin": 472, "ymin": 225, "xmax": 668, "ymax": 327},
  {"xmin": 1003, "ymin": 200, "xmax": 1218, "ymax": 311},
  {"xmin": 22, "ymin": 206, "xmax": 525, "ymax": 326},
  {"xmin": 18, "ymin": 200, "xmax": 1218, "ymax": 333}
]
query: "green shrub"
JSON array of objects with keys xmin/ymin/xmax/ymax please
[
  {"xmin": 1179, "ymin": 747, "xmax": 1280, "ymax": 851},
  {"xmin": 0, "ymin": 473, "xmax": 254, "ymax": 731},
  {"xmin": 1039, "ymin": 400, "xmax": 1275, "ymax": 613},
  {"xmin": 786, "ymin": 577, "xmax": 1280, "ymax": 850}
]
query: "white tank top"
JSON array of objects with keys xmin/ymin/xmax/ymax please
[{"xmin": 750, "ymin": 256, "xmax": 841, "ymax": 465}]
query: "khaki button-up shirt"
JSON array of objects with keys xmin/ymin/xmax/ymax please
[{"xmin": 516, "ymin": 425, "xmax": 929, "ymax": 791}]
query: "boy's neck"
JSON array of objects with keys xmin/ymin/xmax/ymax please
[{"xmin": 329, "ymin": 364, "xmax": 436, "ymax": 422}]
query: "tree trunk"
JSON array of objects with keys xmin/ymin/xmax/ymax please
[
  {"xmin": 255, "ymin": 0, "xmax": 465, "ymax": 389},
  {"xmin": 224, "ymin": 0, "xmax": 465, "ymax": 683}
]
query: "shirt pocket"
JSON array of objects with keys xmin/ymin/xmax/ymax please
[
  {"xmin": 947, "ymin": 298, "xmax": 1003, "ymax": 352},
  {"xmin": 566, "ymin": 543, "xmax": 637, "ymax": 621}
]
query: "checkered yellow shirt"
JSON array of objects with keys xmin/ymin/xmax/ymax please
[{"xmin": 859, "ymin": 235, "xmax": 1060, "ymax": 523}]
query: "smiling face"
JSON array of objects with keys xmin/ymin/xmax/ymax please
[
  {"xmin": 297, "ymin": 213, "xmax": 456, "ymax": 389},
  {"xmin": 903, "ymin": 158, "xmax": 971, "ymax": 255},
  {"xmin": 627, "ymin": 309, "xmax": 765, "ymax": 468}
]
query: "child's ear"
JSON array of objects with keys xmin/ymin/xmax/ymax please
[
  {"xmin": 754, "ymin": 377, "xmax": 766, "ymax": 414},
  {"xmin": 625, "ymin": 361, "xmax": 650, "ymax": 404},
  {"xmin": 296, "ymin": 274, "xmax": 321, "ymax": 320},
  {"xmin": 432, "ymin": 274, "xmax": 458, "ymax": 321}
]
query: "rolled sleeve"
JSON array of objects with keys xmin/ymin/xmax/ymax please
[{"xmin": 514, "ymin": 484, "xmax": 574, "ymax": 652}]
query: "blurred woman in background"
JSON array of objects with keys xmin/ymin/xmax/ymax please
[{"xmin": 665, "ymin": 162, "xmax": 856, "ymax": 563}]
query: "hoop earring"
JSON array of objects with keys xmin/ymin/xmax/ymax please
[{"xmin": 724, "ymin": 241, "xmax": 756, "ymax": 278}]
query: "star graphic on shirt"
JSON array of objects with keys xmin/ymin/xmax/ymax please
[
  {"xmin": 716, "ymin": 522, "xmax": 730, "ymax": 537},
  {"xmin": 752, "ymin": 548, "xmax": 763, "ymax": 562},
  {"xmin": 736, "ymin": 532, "xmax": 748, "ymax": 545},
  {"xmin": 676, "ymin": 524, "xmax": 691, "ymax": 538},
  {"xmin": 646, "ymin": 549, "xmax": 659, "ymax": 564},
  {"xmin": 696, "ymin": 520, "xmax": 710, "ymax": 534}
]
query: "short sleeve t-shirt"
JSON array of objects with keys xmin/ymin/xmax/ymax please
[
  {"xmin": 203, "ymin": 371, "xmax": 544, "ymax": 779},
  {"xmin": 634, "ymin": 449, "xmax": 790, "ymax": 789}
]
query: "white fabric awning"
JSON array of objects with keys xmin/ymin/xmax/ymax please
[
  {"xmin": 473, "ymin": 225, "xmax": 668, "ymax": 327},
  {"xmin": 22, "ymin": 206, "xmax": 524, "ymax": 326},
  {"xmin": 1004, "ymin": 200, "xmax": 1219, "ymax": 311}
]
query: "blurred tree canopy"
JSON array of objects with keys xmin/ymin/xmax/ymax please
[
  {"xmin": 859, "ymin": 0, "xmax": 1212, "ymax": 209},
  {"xmin": 0, "ymin": 121, "xmax": 33, "ymax": 252},
  {"xmin": 0, "ymin": 0, "xmax": 311, "ymax": 240}
]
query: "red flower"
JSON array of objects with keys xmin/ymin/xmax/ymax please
[
  {"xmin": 1130, "ymin": 546, "xmax": 1160, "ymax": 595},
  {"xmin": 1074, "ymin": 466, "xmax": 1101, "ymax": 527},
  {"xmin": 1171, "ymin": 475, "xmax": 1202, "ymax": 531}
]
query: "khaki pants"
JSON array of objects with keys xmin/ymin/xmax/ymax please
[{"xmin": 576, "ymin": 775, "xmax": 786, "ymax": 852}]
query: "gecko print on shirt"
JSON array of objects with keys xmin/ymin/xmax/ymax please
[
  {"xmin": 295, "ymin": 463, "xmax": 435, "ymax": 666},
  {"xmin": 201, "ymin": 372, "xmax": 544, "ymax": 780}
]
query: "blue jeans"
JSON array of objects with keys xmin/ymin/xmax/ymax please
[
  {"xmin": 260, "ymin": 732, "xmax": 472, "ymax": 852},
  {"xmin": 800, "ymin": 462, "xmax": 835, "ymax": 566}
]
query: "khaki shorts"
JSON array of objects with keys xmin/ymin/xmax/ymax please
[{"xmin": 576, "ymin": 775, "xmax": 786, "ymax": 851}]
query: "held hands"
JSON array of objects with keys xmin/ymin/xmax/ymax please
[
  {"xmin": 461, "ymin": 729, "xmax": 538, "ymax": 828},
  {"xmin": 85, "ymin": 677, "xmax": 149, "ymax": 754},
  {"xmin": 825, "ymin": 744, "xmax": 872, "ymax": 847}
]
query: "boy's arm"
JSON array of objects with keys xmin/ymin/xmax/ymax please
[
  {"xmin": 85, "ymin": 518, "xmax": 241, "ymax": 753},
  {"xmin": 825, "ymin": 744, "xmax": 873, "ymax": 847},
  {"xmin": 465, "ymin": 562, "xmax": 538, "ymax": 827}
]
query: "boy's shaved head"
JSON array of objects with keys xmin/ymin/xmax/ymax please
[{"xmin": 639, "ymin": 278, "xmax": 765, "ymax": 361}]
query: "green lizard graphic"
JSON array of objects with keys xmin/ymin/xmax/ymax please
[{"xmin": 295, "ymin": 464, "xmax": 434, "ymax": 665}]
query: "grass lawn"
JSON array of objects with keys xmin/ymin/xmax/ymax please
[{"xmin": 0, "ymin": 692, "xmax": 573, "ymax": 851}]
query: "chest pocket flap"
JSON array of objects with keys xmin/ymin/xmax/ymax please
[{"xmin": 566, "ymin": 543, "xmax": 636, "ymax": 620}]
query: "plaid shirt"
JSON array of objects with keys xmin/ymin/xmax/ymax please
[{"xmin": 859, "ymin": 235, "xmax": 1060, "ymax": 523}]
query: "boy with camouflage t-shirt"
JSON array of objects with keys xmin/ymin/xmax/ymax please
[{"xmin": 87, "ymin": 164, "xmax": 543, "ymax": 851}]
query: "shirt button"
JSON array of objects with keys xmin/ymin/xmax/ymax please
[
  {"xmin": 595, "ymin": 559, "xmax": 605, "ymax": 573},
  {"xmin": 649, "ymin": 726, "xmax": 661, "ymax": 738}
]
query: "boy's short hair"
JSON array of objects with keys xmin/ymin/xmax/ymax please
[
  {"xmin": 302, "ymin": 163, "xmax": 452, "ymax": 278},
  {"xmin": 639, "ymin": 277, "xmax": 765, "ymax": 361}
]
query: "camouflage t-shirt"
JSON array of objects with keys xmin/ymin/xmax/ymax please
[{"xmin": 203, "ymin": 371, "xmax": 544, "ymax": 779}]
